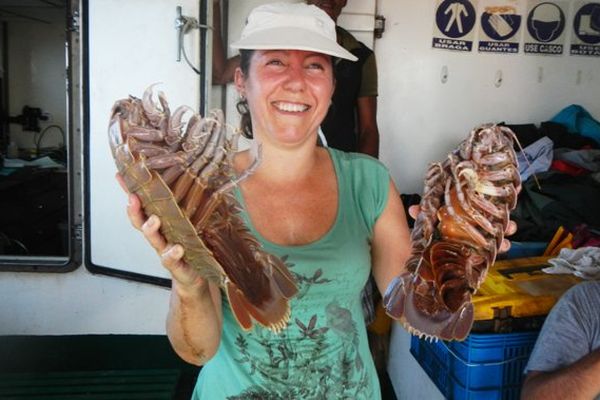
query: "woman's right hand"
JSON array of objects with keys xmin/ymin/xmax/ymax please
[
  {"xmin": 117, "ymin": 174, "xmax": 207, "ymax": 293},
  {"xmin": 118, "ymin": 174, "xmax": 223, "ymax": 365}
]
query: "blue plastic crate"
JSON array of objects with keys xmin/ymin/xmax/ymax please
[
  {"xmin": 410, "ymin": 331, "xmax": 539, "ymax": 400},
  {"xmin": 498, "ymin": 241, "xmax": 547, "ymax": 260},
  {"xmin": 452, "ymin": 379, "xmax": 523, "ymax": 400}
]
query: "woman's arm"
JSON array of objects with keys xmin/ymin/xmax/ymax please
[
  {"xmin": 356, "ymin": 96, "xmax": 379, "ymax": 158},
  {"xmin": 521, "ymin": 349, "xmax": 600, "ymax": 400},
  {"xmin": 125, "ymin": 186, "xmax": 223, "ymax": 366},
  {"xmin": 370, "ymin": 180, "xmax": 412, "ymax": 295},
  {"xmin": 212, "ymin": 0, "xmax": 239, "ymax": 85}
]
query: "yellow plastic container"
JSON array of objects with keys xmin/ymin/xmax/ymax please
[{"xmin": 473, "ymin": 256, "xmax": 581, "ymax": 323}]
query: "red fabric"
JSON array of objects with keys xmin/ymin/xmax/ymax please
[
  {"xmin": 550, "ymin": 159, "xmax": 590, "ymax": 176},
  {"xmin": 571, "ymin": 224, "xmax": 600, "ymax": 249}
]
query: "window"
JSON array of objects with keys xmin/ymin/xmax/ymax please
[{"xmin": 0, "ymin": 0, "xmax": 80, "ymax": 271}]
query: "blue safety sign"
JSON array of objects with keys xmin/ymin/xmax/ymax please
[
  {"xmin": 571, "ymin": 2, "xmax": 600, "ymax": 56},
  {"xmin": 478, "ymin": 7, "xmax": 522, "ymax": 53},
  {"xmin": 481, "ymin": 12, "xmax": 521, "ymax": 41},
  {"xmin": 433, "ymin": 0, "xmax": 477, "ymax": 51},
  {"xmin": 435, "ymin": 0, "xmax": 477, "ymax": 38},
  {"xmin": 527, "ymin": 2, "xmax": 565, "ymax": 43},
  {"xmin": 573, "ymin": 3, "xmax": 600, "ymax": 44},
  {"xmin": 524, "ymin": 1, "xmax": 567, "ymax": 55}
]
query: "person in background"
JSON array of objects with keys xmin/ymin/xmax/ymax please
[
  {"xmin": 213, "ymin": 0, "xmax": 380, "ymax": 158},
  {"xmin": 305, "ymin": 0, "xmax": 379, "ymax": 158},
  {"xmin": 211, "ymin": 0, "xmax": 239, "ymax": 86},
  {"xmin": 124, "ymin": 3, "xmax": 411, "ymax": 398},
  {"xmin": 521, "ymin": 281, "xmax": 600, "ymax": 400}
]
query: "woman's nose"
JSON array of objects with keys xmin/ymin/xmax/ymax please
[{"xmin": 282, "ymin": 65, "xmax": 306, "ymax": 92}]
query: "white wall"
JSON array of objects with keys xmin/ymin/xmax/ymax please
[
  {"xmin": 0, "ymin": 266, "xmax": 171, "ymax": 335},
  {"xmin": 377, "ymin": 0, "xmax": 600, "ymax": 195},
  {"xmin": 388, "ymin": 324, "xmax": 445, "ymax": 400}
]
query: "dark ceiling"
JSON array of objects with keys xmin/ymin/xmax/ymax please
[{"xmin": 0, "ymin": 0, "xmax": 67, "ymax": 24}]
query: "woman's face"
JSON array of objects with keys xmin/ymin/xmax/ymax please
[{"xmin": 235, "ymin": 49, "xmax": 334, "ymax": 148}]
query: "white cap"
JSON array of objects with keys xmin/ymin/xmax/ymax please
[{"xmin": 230, "ymin": 2, "xmax": 357, "ymax": 61}]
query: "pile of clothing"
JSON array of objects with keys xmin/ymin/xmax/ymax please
[
  {"xmin": 544, "ymin": 247, "xmax": 600, "ymax": 280},
  {"xmin": 505, "ymin": 104, "xmax": 600, "ymax": 243}
]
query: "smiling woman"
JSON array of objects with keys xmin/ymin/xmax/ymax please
[{"xmin": 121, "ymin": 2, "xmax": 412, "ymax": 399}]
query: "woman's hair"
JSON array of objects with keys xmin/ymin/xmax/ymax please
[{"xmin": 236, "ymin": 49, "xmax": 254, "ymax": 139}]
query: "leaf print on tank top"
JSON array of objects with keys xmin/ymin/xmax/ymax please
[{"xmin": 227, "ymin": 266, "xmax": 371, "ymax": 400}]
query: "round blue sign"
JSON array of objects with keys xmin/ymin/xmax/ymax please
[
  {"xmin": 573, "ymin": 2, "xmax": 600, "ymax": 44},
  {"xmin": 527, "ymin": 2, "xmax": 565, "ymax": 42},
  {"xmin": 481, "ymin": 12, "xmax": 522, "ymax": 40},
  {"xmin": 436, "ymin": 0, "xmax": 477, "ymax": 38}
]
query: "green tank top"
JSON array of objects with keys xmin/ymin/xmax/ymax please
[{"xmin": 193, "ymin": 148, "xmax": 390, "ymax": 399}]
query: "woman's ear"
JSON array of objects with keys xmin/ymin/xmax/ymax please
[{"xmin": 234, "ymin": 68, "xmax": 246, "ymax": 97}]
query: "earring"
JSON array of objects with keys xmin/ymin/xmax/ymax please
[{"xmin": 236, "ymin": 97, "xmax": 249, "ymax": 115}]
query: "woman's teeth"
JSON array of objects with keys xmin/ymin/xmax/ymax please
[{"xmin": 275, "ymin": 102, "xmax": 309, "ymax": 112}]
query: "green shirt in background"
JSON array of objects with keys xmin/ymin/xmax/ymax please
[
  {"xmin": 336, "ymin": 26, "xmax": 378, "ymax": 99},
  {"xmin": 321, "ymin": 27, "xmax": 378, "ymax": 153},
  {"xmin": 193, "ymin": 148, "xmax": 390, "ymax": 399}
]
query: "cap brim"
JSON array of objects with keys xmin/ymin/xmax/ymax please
[{"xmin": 231, "ymin": 27, "xmax": 358, "ymax": 61}]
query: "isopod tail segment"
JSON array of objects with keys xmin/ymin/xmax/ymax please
[
  {"xmin": 224, "ymin": 255, "xmax": 297, "ymax": 334},
  {"xmin": 383, "ymin": 238, "xmax": 487, "ymax": 341},
  {"xmin": 384, "ymin": 272, "xmax": 474, "ymax": 341}
]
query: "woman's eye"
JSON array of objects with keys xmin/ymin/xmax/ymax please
[
  {"xmin": 307, "ymin": 62, "xmax": 325, "ymax": 70},
  {"xmin": 266, "ymin": 59, "xmax": 284, "ymax": 66}
]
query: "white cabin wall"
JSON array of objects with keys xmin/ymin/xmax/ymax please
[
  {"xmin": 376, "ymin": 0, "xmax": 599, "ymax": 194},
  {"xmin": 0, "ymin": 267, "xmax": 170, "ymax": 335}
]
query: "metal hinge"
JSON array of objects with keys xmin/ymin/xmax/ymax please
[
  {"xmin": 175, "ymin": 5, "xmax": 210, "ymax": 63},
  {"xmin": 74, "ymin": 224, "xmax": 83, "ymax": 242},
  {"xmin": 68, "ymin": 10, "xmax": 80, "ymax": 33},
  {"xmin": 374, "ymin": 15, "xmax": 385, "ymax": 39}
]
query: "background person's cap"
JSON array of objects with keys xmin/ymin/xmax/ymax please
[{"xmin": 230, "ymin": 2, "xmax": 358, "ymax": 61}]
